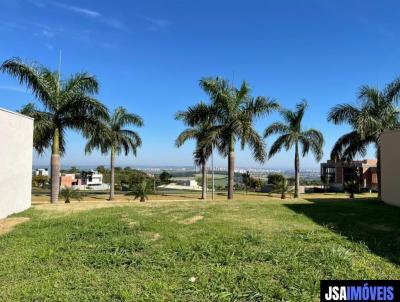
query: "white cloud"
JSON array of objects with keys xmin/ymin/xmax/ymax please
[
  {"xmin": 30, "ymin": 0, "xmax": 126, "ymax": 31},
  {"xmin": 53, "ymin": 2, "xmax": 102, "ymax": 18}
]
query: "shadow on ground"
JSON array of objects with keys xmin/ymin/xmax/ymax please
[{"xmin": 285, "ymin": 197, "xmax": 400, "ymax": 265}]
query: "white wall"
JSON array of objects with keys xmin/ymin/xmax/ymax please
[
  {"xmin": 0, "ymin": 108, "xmax": 33, "ymax": 219},
  {"xmin": 381, "ymin": 130, "xmax": 400, "ymax": 207}
]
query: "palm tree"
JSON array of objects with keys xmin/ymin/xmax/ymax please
[
  {"xmin": 127, "ymin": 180, "xmax": 150, "ymax": 202},
  {"xmin": 176, "ymin": 77, "xmax": 279, "ymax": 199},
  {"xmin": 175, "ymin": 108, "xmax": 214, "ymax": 199},
  {"xmin": 1, "ymin": 58, "xmax": 108, "ymax": 204},
  {"xmin": 264, "ymin": 100, "xmax": 324, "ymax": 198},
  {"xmin": 59, "ymin": 187, "xmax": 82, "ymax": 203},
  {"xmin": 327, "ymin": 82, "xmax": 400, "ymax": 197},
  {"xmin": 85, "ymin": 107, "xmax": 143, "ymax": 200},
  {"xmin": 269, "ymin": 177, "xmax": 293, "ymax": 199}
]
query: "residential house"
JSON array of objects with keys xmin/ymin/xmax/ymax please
[
  {"xmin": 33, "ymin": 168, "xmax": 49, "ymax": 177},
  {"xmin": 60, "ymin": 170, "xmax": 109, "ymax": 190},
  {"xmin": 320, "ymin": 159, "xmax": 378, "ymax": 192}
]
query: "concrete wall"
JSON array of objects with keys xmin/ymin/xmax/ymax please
[
  {"xmin": 381, "ymin": 130, "xmax": 400, "ymax": 207},
  {"xmin": 0, "ymin": 108, "xmax": 33, "ymax": 219}
]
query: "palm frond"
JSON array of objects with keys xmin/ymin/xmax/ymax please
[
  {"xmin": 19, "ymin": 103, "xmax": 54, "ymax": 155},
  {"xmin": 175, "ymin": 128, "xmax": 197, "ymax": 147},
  {"xmin": 263, "ymin": 122, "xmax": 289, "ymax": 138},
  {"xmin": 246, "ymin": 128, "xmax": 267, "ymax": 163},
  {"xmin": 300, "ymin": 129, "xmax": 324, "ymax": 161},
  {"xmin": 245, "ymin": 96, "xmax": 279, "ymax": 119},
  {"xmin": 327, "ymin": 104, "xmax": 360, "ymax": 125},
  {"xmin": 62, "ymin": 72, "xmax": 99, "ymax": 95},
  {"xmin": 268, "ymin": 134, "xmax": 291, "ymax": 159}
]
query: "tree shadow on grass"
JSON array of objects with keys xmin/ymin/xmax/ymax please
[{"xmin": 285, "ymin": 197, "xmax": 400, "ymax": 265}]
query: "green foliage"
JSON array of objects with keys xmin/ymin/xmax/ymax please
[
  {"xmin": 96, "ymin": 165, "xmax": 106, "ymax": 174},
  {"xmin": 328, "ymin": 80, "xmax": 400, "ymax": 161},
  {"xmin": 176, "ymin": 77, "xmax": 279, "ymax": 198},
  {"xmin": 264, "ymin": 100, "xmax": 324, "ymax": 161},
  {"xmin": 85, "ymin": 107, "xmax": 143, "ymax": 157},
  {"xmin": 269, "ymin": 177, "xmax": 294, "ymax": 199},
  {"xmin": 241, "ymin": 171, "xmax": 251, "ymax": 192},
  {"xmin": 1, "ymin": 58, "xmax": 108, "ymax": 155},
  {"xmin": 32, "ymin": 175, "xmax": 49, "ymax": 188},
  {"xmin": 159, "ymin": 171, "xmax": 172, "ymax": 184},
  {"xmin": 127, "ymin": 180, "xmax": 151, "ymax": 202},
  {"xmin": 267, "ymin": 173, "xmax": 285, "ymax": 185},
  {"xmin": 241, "ymin": 172, "xmax": 264, "ymax": 192},
  {"xmin": 344, "ymin": 170, "xmax": 361, "ymax": 198},
  {"xmin": 264, "ymin": 100, "xmax": 324, "ymax": 198},
  {"xmin": 175, "ymin": 113, "xmax": 215, "ymax": 167},
  {"xmin": 68, "ymin": 166, "xmax": 80, "ymax": 173},
  {"xmin": 344, "ymin": 180, "xmax": 359, "ymax": 199},
  {"xmin": 59, "ymin": 187, "xmax": 82, "ymax": 203}
]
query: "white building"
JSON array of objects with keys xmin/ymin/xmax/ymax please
[
  {"xmin": 33, "ymin": 168, "xmax": 49, "ymax": 176},
  {"xmin": 85, "ymin": 170, "xmax": 103, "ymax": 186},
  {"xmin": 157, "ymin": 179, "xmax": 202, "ymax": 191},
  {"xmin": 0, "ymin": 108, "xmax": 33, "ymax": 219}
]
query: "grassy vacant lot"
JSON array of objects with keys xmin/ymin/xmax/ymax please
[{"xmin": 1, "ymin": 194, "xmax": 399, "ymax": 301}]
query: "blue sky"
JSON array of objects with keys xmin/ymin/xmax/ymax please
[{"xmin": 1, "ymin": 0, "xmax": 399, "ymax": 169}]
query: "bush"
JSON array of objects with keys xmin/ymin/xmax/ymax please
[{"xmin": 267, "ymin": 173, "xmax": 285, "ymax": 185}]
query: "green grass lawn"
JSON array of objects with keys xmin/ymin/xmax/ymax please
[{"xmin": 1, "ymin": 196, "xmax": 399, "ymax": 301}]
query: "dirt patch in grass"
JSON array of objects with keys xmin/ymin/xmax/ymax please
[
  {"xmin": 121, "ymin": 215, "xmax": 138, "ymax": 227},
  {"xmin": 150, "ymin": 233, "xmax": 161, "ymax": 241},
  {"xmin": 0, "ymin": 217, "xmax": 30, "ymax": 236},
  {"xmin": 182, "ymin": 215, "xmax": 204, "ymax": 225}
]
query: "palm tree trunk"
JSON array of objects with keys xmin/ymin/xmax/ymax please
[
  {"xmin": 377, "ymin": 146, "xmax": 381, "ymax": 199},
  {"xmin": 109, "ymin": 146, "xmax": 115, "ymax": 200},
  {"xmin": 50, "ymin": 128, "xmax": 60, "ymax": 204},
  {"xmin": 228, "ymin": 134, "xmax": 235, "ymax": 200},
  {"xmin": 294, "ymin": 142, "xmax": 300, "ymax": 198},
  {"xmin": 201, "ymin": 162, "xmax": 207, "ymax": 199}
]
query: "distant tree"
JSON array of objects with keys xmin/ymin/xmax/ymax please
[
  {"xmin": 159, "ymin": 171, "xmax": 172, "ymax": 184},
  {"xmin": 128, "ymin": 170, "xmax": 150, "ymax": 188},
  {"xmin": 59, "ymin": 187, "xmax": 82, "ymax": 203},
  {"xmin": 96, "ymin": 165, "xmax": 106, "ymax": 174},
  {"xmin": 250, "ymin": 177, "xmax": 264, "ymax": 191},
  {"xmin": 267, "ymin": 173, "xmax": 285, "ymax": 186},
  {"xmin": 68, "ymin": 166, "xmax": 80, "ymax": 173},
  {"xmin": 85, "ymin": 107, "xmax": 143, "ymax": 200},
  {"xmin": 1, "ymin": 58, "xmax": 108, "ymax": 203},
  {"xmin": 124, "ymin": 166, "xmax": 132, "ymax": 171},
  {"xmin": 127, "ymin": 180, "xmax": 150, "ymax": 202},
  {"xmin": 264, "ymin": 100, "xmax": 324, "ymax": 198},
  {"xmin": 32, "ymin": 175, "xmax": 49, "ymax": 188},
  {"xmin": 241, "ymin": 171, "xmax": 251, "ymax": 194}
]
